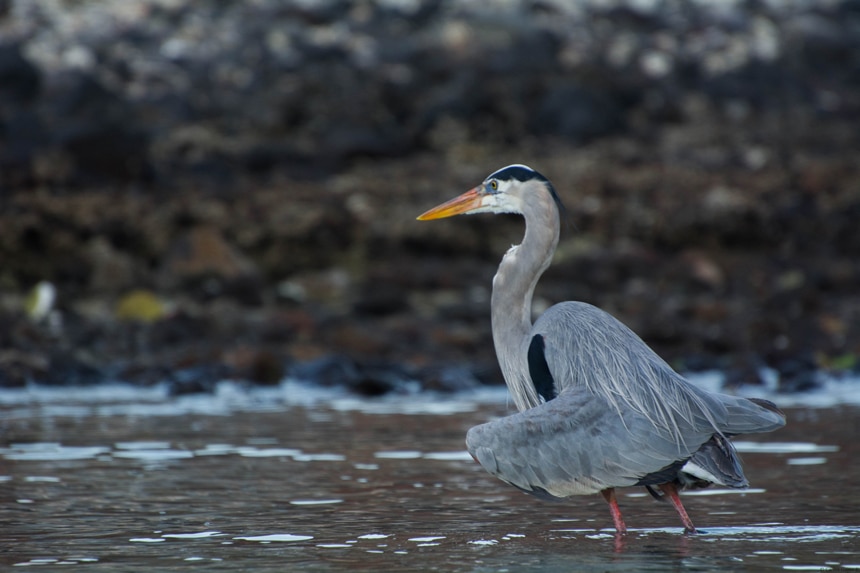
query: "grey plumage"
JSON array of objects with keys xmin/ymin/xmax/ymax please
[
  {"xmin": 418, "ymin": 163, "xmax": 786, "ymax": 533},
  {"xmin": 468, "ymin": 301, "xmax": 784, "ymax": 498}
]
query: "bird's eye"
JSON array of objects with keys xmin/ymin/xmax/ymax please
[{"xmin": 489, "ymin": 180, "xmax": 498, "ymax": 191}]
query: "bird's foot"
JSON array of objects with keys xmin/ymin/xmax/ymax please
[
  {"xmin": 659, "ymin": 483, "xmax": 697, "ymax": 534},
  {"xmin": 601, "ymin": 488, "xmax": 628, "ymax": 535}
]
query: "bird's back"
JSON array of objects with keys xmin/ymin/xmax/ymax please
[{"xmin": 533, "ymin": 301, "xmax": 784, "ymax": 440}]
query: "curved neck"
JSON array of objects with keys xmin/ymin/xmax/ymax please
[{"xmin": 490, "ymin": 194, "xmax": 560, "ymax": 411}]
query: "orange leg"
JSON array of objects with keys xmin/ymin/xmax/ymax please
[
  {"xmin": 659, "ymin": 482, "xmax": 697, "ymax": 534},
  {"xmin": 600, "ymin": 488, "xmax": 627, "ymax": 534}
]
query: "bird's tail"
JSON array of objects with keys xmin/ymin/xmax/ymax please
[
  {"xmin": 715, "ymin": 395, "xmax": 786, "ymax": 436},
  {"xmin": 680, "ymin": 433, "xmax": 748, "ymax": 489}
]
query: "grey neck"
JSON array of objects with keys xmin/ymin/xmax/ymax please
[{"xmin": 490, "ymin": 192, "xmax": 560, "ymax": 411}]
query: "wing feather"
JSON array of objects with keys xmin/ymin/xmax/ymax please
[
  {"xmin": 466, "ymin": 387, "xmax": 712, "ymax": 498},
  {"xmin": 533, "ymin": 302, "xmax": 785, "ymax": 444}
]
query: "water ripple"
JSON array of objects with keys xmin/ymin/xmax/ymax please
[
  {"xmin": 234, "ymin": 534, "xmax": 314, "ymax": 542},
  {"xmin": 733, "ymin": 441, "xmax": 839, "ymax": 454}
]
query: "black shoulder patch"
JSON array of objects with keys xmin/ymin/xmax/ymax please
[{"xmin": 527, "ymin": 334, "xmax": 557, "ymax": 403}]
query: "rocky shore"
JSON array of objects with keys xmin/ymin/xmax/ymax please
[{"xmin": 1, "ymin": 0, "xmax": 859, "ymax": 395}]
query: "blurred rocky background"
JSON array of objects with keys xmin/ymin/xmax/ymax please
[{"xmin": 1, "ymin": 0, "xmax": 859, "ymax": 395}]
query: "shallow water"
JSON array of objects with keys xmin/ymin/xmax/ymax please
[{"xmin": 1, "ymin": 384, "xmax": 859, "ymax": 571}]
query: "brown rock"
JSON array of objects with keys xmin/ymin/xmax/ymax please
[{"xmin": 162, "ymin": 225, "xmax": 258, "ymax": 282}]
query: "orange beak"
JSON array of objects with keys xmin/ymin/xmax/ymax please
[{"xmin": 416, "ymin": 187, "xmax": 484, "ymax": 220}]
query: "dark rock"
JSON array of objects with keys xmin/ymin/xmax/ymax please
[
  {"xmin": 39, "ymin": 352, "xmax": 104, "ymax": 386},
  {"xmin": 723, "ymin": 355, "xmax": 769, "ymax": 389},
  {"xmin": 533, "ymin": 81, "xmax": 628, "ymax": 143},
  {"xmin": 418, "ymin": 364, "xmax": 481, "ymax": 393},
  {"xmin": 290, "ymin": 355, "xmax": 418, "ymax": 397},
  {"xmin": 290, "ymin": 355, "xmax": 359, "ymax": 388},
  {"xmin": 0, "ymin": 349, "xmax": 48, "ymax": 388},
  {"xmin": 148, "ymin": 312, "xmax": 214, "ymax": 349},
  {"xmin": 44, "ymin": 72, "xmax": 151, "ymax": 182},
  {"xmin": 353, "ymin": 282, "xmax": 409, "ymax": 316},
  {"xmin": 774, "ymin": 355, "xmax": 823, "ymax": 393},
  {"xmin": 675, "ymin": 353, "xmax": 726, "ymax": 374},
  {"xmin": 0, "ymin": 43, "xmax": 44, "ymax": 187},
  {"xmin": 225, "ymin": 347, "xmax": 285, "ymax": 386},
  {"xmin": 159, "ymin": 225, "xmax": 262, "ymax": 304},
  {"xmin": 166, "ymin": 364, "xmax": 231, "ymax": 396},
  {"xmin": 351, "ymin": 361, "xmax": 418, "ymax": 397},
  {"xmin": 0, "ymin": 43, "xmax": 40, "ymax": 105}
]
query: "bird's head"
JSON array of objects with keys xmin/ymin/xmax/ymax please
[{"xmin": 417, "ymin": 164, "xmax": 564, "ymax": 220}]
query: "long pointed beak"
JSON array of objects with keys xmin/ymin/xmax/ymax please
[{"xmin": 417, "ymin": 187, "xmax": 484, "ymax": 220}]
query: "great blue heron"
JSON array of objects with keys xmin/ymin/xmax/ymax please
[{"xmin": 417, "ymin": 164, "xmax": 785, "ymax": 534}]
